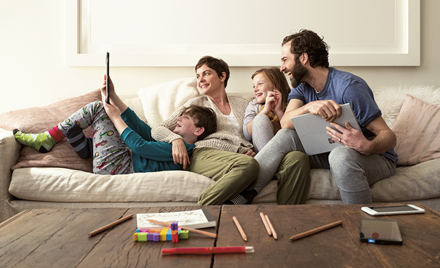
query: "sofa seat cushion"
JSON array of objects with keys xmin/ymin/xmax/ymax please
[
  {"xmin": 371, "ymin": 158, "xmax": 440, "ymax": 202},
  {"xmin": 255, "ymin": 158, "xmax": 440, "ymax": 203},
  {"xmin": 9, "ymin": 168, "xmax": 214, "ymax": 203}
]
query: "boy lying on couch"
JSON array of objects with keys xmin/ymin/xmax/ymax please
[{"xmin": 13, "ymin": 76, "xmax": 217, "ymax": 175}]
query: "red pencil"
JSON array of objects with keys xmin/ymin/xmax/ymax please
[{"xmin": 162, "ymin": 246, "xmax": 254, "ymax": 255}]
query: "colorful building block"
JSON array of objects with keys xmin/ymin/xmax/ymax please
[
  {"xmin": 137, "ymin": 232, "xmax": 147, "ymax": 242},
  {"xmin": 133, "ymin": 226, "xmax": 189, "ymax": 242},
  {"xmin": 153, "ymin": 233, "xmax": 160, "ymax": 242},
  {"xmin": 179, "ymin": 230, "xmax": 189, "ymax": 239},
  {"xmin": 160, "ymin": 228, "xmax": 168, "ymax": 241}
]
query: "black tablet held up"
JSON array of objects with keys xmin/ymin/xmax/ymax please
[
  {"xmin": 106, "ymin": 52, "xmax": 110, "ymax": 104},
  {"xmin": 360, "ymin": 219, "xmax": 402, "ymax": 245}
]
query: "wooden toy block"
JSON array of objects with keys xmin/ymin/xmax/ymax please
[
  {"xmin": 179, "ymin": 230, "xmax": 189, "ymax": 239},
  {"xmin": 153, "ymin": 233, "xmax": 160, "ymax": 242},
  {"xmin": 159, "ymin": 228, "xmax": 168, "ymax": 241},
  {"xmin": 172, "ymin": 234, "xmax": 179, "ymax": 243},
  {"xmin": 137, "ymin": 232, "xmax": 147, "ymax": 242},
  {"xmin": 133, "ymin": 233, "xmax": 138, "ymax": 241}
]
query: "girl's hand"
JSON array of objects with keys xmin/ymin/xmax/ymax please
[
  {"xmin": 261, "ymin": 91, "xmax": 276, "ymax": 114},
  {"xmin": 273, "ymin": 90, "xmax": 283, "ymax": 113}
]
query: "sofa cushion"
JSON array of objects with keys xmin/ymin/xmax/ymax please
[
  {"xmin": 392, "ymin": 95, "xmax": 440, "ymax": 165},
  {"xmin": 0, "ymin": 90, "xmax": 102, "ymax": 172},
  {"xmin": 371, "ymin": 158, "xmax": 440, "ymax": 201},
  {"xmin": 9, "ymin": 167, "xmax": 214, "ymax": 203},
  {"xmin": 138, "ymin": 77, "xmax": 199, "ymax": 126},
  {"xmin": 373, "ymin": 85, "xmax": 440, "ymax": 128}
]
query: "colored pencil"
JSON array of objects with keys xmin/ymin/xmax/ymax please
[
  {"xmin": 260, "ymin": 212, "xmax": 272, "ymax": 236},
  {"xmin": 88, "ymin": 214, "xmax": 133, "ymax": 237},
  {"xmin": 162, "ymin": 246, "xmax": 254, "ymax": 255},
  {"xmin": 147, "ymin": 219, "xmax": 217, "ymax": 238},
  {"xmin": 232, "ymin": 216, "xmax": 247, "ymax": 241},
  {"xmin": 290, "ymin": 220, "xmax": 343, "ymax": 241},
  {"xmin": 265, "ymin": 215, "xmax": 277, "ymax": 240}
]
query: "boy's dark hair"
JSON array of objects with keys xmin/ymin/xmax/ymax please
[
  {"xmin": 282, "ymin": 29, "xmax": 330, "ymax": 68},
  {"xmin": 181, "ymin": 105, "xmax": 217, "ymax": 141},
  {"xmin": 195, "ymin": 56, "xmax": 230, "ymax": 88}
]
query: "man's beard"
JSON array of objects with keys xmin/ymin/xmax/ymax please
[{"xmin": 289, "ymin": 60, "xmax": 308, "ymax": 88}]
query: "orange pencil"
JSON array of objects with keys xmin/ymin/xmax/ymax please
[
  {"xmin": 265, "ymin": 215, "xmax": 277, "ymax": 240},
  {"xmin": 232, "ymin": 216, "xmax": 247, "ymax": 241},
  {"xmin": 290, "ymin": 220, "xmax": 342, "ymax": 241},
  {"xmin": 147, "ymin": 219, "xmax": 217, "ymax": 238},
  {"xmin": 88, "ymin": 214, "xmax": 133, "ymax": 237},
  {"xmin": 260, "ymin": 212, "xmax": 272, "ymax": 236}
]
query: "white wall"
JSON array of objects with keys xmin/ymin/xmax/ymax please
[{"xmin": 1, "ymin": 0, "xmax": 439, "ymax": 114}]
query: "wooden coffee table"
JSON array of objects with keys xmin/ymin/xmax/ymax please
[
  {"xmin": 0, "ymin": 204, "xmax": 439, "ymax": 268},
  {"xmin": 216, "ymin": 204, "xmax": 440, "ymax": 268}
]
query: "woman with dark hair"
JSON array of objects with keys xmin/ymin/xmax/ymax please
[{"xmin": 151, "ymin": 56, "xmax": 310, "ymax": 205}]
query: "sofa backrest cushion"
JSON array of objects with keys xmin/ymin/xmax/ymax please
[
  {"xmin": 392, "ymin": 94, "xmax": 440, "ymax": 165},
  {"xmin": 0, "ymin": 90, "xmax": 102, "ymax": 172},
  {"xmin": 138, "ymin": 77, "xmax": 200, "ymax": 126}
]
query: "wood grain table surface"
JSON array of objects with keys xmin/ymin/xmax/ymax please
[
  {"xmin": 215, "ymin": 204, "xmax": 440, "ymax": 268},
  {"xmin": 0, "ymin": 204, "xmax": 439, "ymax": 268}
]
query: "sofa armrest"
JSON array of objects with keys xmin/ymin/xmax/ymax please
[{"xmin": 0, "ymin": 128, "xmax": 21, "ymax": 221}]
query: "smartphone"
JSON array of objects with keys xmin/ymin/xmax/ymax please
[
  {"xmin": 360, "ymin": 219, "xmax": 402, "ymax": 245},
  {"xmin": 106, "ymin": 52, "xmax": 110, "ymax": 104},
  {"xmin": 361, "ymin": 204, "xmax": 425, "ymax": 216}
]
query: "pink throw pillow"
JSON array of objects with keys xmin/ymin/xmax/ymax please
[
  {"xmin": 392, "ymin": 94, "xmax": 440, "ymax": 165},
  {"xmin": 0, "ymin": 90, "xmax": 102, "ymax": 172}
]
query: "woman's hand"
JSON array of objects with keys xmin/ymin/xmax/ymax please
[
  {"xmin": 243, "ymin": 149, "xmax": 256, "ymax": 157},
  {"xmin": 172, "ymin": 139, "xmax": 191, "ymax": 169}
]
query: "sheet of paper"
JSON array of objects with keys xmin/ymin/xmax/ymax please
[{"xmin": 137, "ymin": 209, "xmax": 214, "ymax": 229}]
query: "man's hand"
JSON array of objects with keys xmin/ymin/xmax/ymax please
[
  {"xmin": 172, "ymin": 139, "xmax": 190, "ymax": 169},
  {"xmin": 243, "ymin": 149, "xmax": 256, "ymax": 157},
  {"xmin": 326, "ymin": 122, "xmax": 370, "ymax": 154},
  {"xmin": 306, "ymin": 100, "xmax": 341, "ymax": 122}
]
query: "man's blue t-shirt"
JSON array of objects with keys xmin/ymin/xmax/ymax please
[{"xmin": 288, "ymin": 67, "xmax": 398, "ymax": 162}]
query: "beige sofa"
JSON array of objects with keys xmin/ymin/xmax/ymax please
[{"xmin": 1, "ymin": 78, "xmax": 440, "ymax": 222}]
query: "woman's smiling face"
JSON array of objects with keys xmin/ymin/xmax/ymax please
[
  {"xmin": 252, "ymin": 73, "xmax": 275, "ymax": 104},
  {"xmin": 196, "ymin": 65, "xmax": 225, "ymax": 95}
]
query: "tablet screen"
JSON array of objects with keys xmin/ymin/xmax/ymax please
[{"xmin": 360, "ymin": 219, "xmax": 402, "ymax": 245}]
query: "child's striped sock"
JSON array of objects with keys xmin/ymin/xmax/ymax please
[
  {"xmin": 66, "ymin": 124, "xmax": 93, "ymax": 159},
  {"xmin": 13, "ymin": 126, "xmax": 64, "ymax": 153}
]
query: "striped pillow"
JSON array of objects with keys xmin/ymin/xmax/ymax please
[{"xmin": 392, "ymin": 94, "xmax": 440, "ymax": 165}]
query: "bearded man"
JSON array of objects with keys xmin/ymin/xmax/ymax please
[{"xmin": 253, "ymin": 29, "xmax": 398, "ymax": 205}]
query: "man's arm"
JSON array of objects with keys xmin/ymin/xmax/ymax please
[
  {"xmin": 280, "ymin": 99, "xmax": 342, "ymax": 129},
  {"xmin": 327, "ymin": 116, "xmax": 396, "ymax": 155}
]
